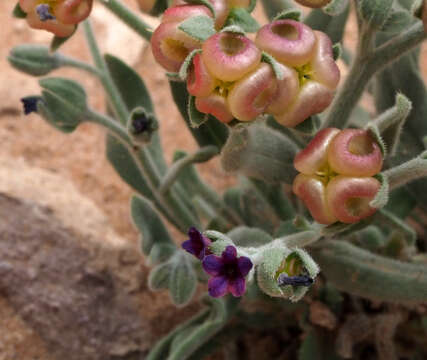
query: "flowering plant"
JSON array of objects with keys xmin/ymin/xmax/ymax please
[{"xmin": 8, "ymin": 0, "xmax": 427, "ymax": 358}]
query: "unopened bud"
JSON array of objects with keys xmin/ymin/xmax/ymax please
[
  {"xmin": 127, "ymin": 107, "xmax": 158, "ymax": 145},
  {"xmin": 8, "ymin": 45, "xmax": 60, "ymax": 76}
]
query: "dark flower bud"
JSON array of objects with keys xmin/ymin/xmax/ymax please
[{"xmin": 127, "ymin": 107, "xmax": 158, "ymax": 145}]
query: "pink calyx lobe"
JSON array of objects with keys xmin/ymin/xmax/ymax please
[
  {"xmin": 202, "ymin": 32, "xmax": 262, "ymax": 82},
  {"xmin": 293, "ymin": 174, "xmax": 337, "ymax": 225},
  {"xmin": 327, "ymin": 129, "xmax": 383, "ymax": 177},
  {"xmin": 326, "ymin": 176, "xmax": 381, "ymax": 224}
]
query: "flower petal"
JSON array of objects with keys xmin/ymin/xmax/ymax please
[
  {"xmin": 228, "ymin": 277, "xmax": 246, "ymax": 297},
  {"xmin": 208, "ymin": 276, "xmax": 229, "ymax": 298},
  {"xmin": 222, "ymin": 246, "xmax": 237, "ymax": 263},
  {"xmin": 202, "ymin": 254, "xmax": 224, "ymax": 276},
  {"xmin": 237, "ymin": 256, "xmax": 253, "ymax": 277}
]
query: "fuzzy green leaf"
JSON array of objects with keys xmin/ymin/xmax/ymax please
[
  {"xmin": 179, "ymin": 16, "xmax": 216, "ymax": 42},
  {"xmin": 225, "ymin": 7, "xmax": 260, "ymax": 32},
  {"xmin": 169, "ymin": 252, "xmax": 197, "ymax": 307},
  {"xmin": 358, "ymin": 0, "xmax": 394, "ymax": 29},
  {"xmin": 227, "ymin": 226, "xmax": 273, "ymax": 247},
  {"xmin": 149, "ymin": 261, "xmax": 173, "ymax": 290},
  {"xmin": 130, "ymin": 195, "xmax": 174, "ymax": 256}
]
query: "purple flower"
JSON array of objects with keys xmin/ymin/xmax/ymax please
[
  {"xmin": 182, "ymin": 227, "xmax": 211, "ymax": 260},
  {"xmin": 202, "ymin": 246, "xmax": 253, "ymax": 298}
]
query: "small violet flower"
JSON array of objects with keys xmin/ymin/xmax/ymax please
[
  {"xmin": 202, "ymin": 246, "xmax": 253, "ymax": 298},
  {"xmin": 181, "ymin": 227, "xmax": 211, "ymax": 260}
]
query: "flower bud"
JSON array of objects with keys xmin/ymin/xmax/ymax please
[
  {"xmin": 327, "ymin": 129, "xmax": 383, "ymax": 177},
  {"xmin": 195, "ymin": 93, "xmax": 234, "ymax": 123},
  {"xmin": 127, "ymin": 107, "xmax": 158, "ymax": 145},
  {"xmin": 255, "ymin": 20, "xmax": 316, "ymax": 67},
  {"xmin": 294, "ymin": 0, "xmax": 332, "ymax": 8},
  {"xmin": 151, "ymin": 5, "xmax": 212, "ymax": 72},
  {"xmin": 257, "ymin": 247, "xmax": 319, "ymax": 301},
  {"xmin": 201, "ymin": 32, "xmax": 262, "ymax": 82},
  {"xmin": 187, "ymin": 53, "xmax": 217, "ymax": 97},
  {"xmin": 326, "ymin": 176, "xmax": 381, "ymax": 224},
  {"xmin": 8, "ymin": 45, "xmax": 60, "ymax": 76},
  {"xmin": 37, "ymin": 77, "xmax": 87, "ymax": 132},
  {"xmin": 294, "ymin": 127, "xmax": 340, "ymax": 174},
  {"xmin": 292, "ymin": 174, "xmax": 337, "ymax": 225}
]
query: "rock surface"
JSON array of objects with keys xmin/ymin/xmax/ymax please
[{"xmin": 0, "ymin": 192, "xmax": 150, "ymax": 360}]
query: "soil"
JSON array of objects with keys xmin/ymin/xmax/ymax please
[{"xmin": 1, "ymin": 0, "xmax": 427, "ymax": 359}]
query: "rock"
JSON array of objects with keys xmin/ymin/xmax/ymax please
[{"xmin": 0, "ymin": 193, "xmax": 149, "ymax": 360}]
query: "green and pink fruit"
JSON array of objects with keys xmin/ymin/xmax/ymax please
[
  {"xmin": 327, "ymin": 129, "xmax": 383, "ymax": 177},
  {"xmin": 202, "ymin": 32, "xmax": 262, "ymax": 82},
  {"xmin": 255, "ymin": 19, "xmax": 316, "ymax": 67},
  {"xmin": 326, "ymin": 176, "xmax": 381, "ymax": 224}
]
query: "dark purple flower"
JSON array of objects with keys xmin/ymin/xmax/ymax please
[
  {"xmin": 182, "ymin": 227, "xmax": 211, "ymax": 260},
  {"xmin": 202, "ymin": 246, "xmax": 253, "ymax": 298}
]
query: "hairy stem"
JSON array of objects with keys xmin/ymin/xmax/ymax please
[
  {"xmin": 83, "ymin": 20, "xmax": 129, "ymax": 124},
  {"xmin": 322, "ymin": 22, "xmax": 426, "ymax": 129},
  {"xmin": 383, "ymin": 152, "xmax": 427, "ymax": 190}
]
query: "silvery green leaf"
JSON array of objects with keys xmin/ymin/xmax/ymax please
[
  {"xmin": 169, "ymin": 252, "xmax": 197, "ymax": 307},
  {"xmin": 178, "ymin": 16, "xmax": 216, "ymax": 42}
]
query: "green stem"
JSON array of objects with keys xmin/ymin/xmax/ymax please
[
  {"xmin": 83, "ymin": 20, "xmax": 129, "ymax": 125},
  {"xmin": 312, "ymin": 240, "xmax": 427, "ymax": 303},
  {"xmin": 97, "ymin": 0, "xmax": 153, "ymax": 41},
  {"xmin": 57, "ymin": 54, "xmax": 102, "ymax": 77},
  {"xmin": 383, "ymin": 152, "xmax": 427, "ymax": 190},
  {"xmin": 159, "ymin": 146, "xmax": 218, "ymax": 195},
  {"xmin": 322, "ymin": 22, "xmax": 426, "ymax": 129},
  {"xmin": 83, "ymin": 21, "xmax": 199, "ymax": 232},
  {"xmin": 322, "ymin": 24, "xmax": 374, "ymax": 129}
]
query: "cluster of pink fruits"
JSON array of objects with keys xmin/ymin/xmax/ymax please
[{"xmin": 151, "ymin": 1, "xmax": 340, "ymax": 127}]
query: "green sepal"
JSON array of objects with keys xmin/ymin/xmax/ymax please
[
  {"xmin": 332, "ymin": 42, "xmax": 342, "ymax": 61},
  {"xmin": 13, "ymin": 3, "xmax": 27, "ymax": 18},
  {"xmin": 227, "ymin": 226, "xmax": 273, "ymax": 247},
  {"xmin": 188, "ymin": 95, "xmax": 209, "ymax": 128},
  {"xmin": 178, "ymin": 16, "xmax": 216, "ymax": 42},
  {"xmin": 261, "ymin": 52, "xmax": 285, "ymax": 80},
  {"xmin": 169, "ymin": 81, "xmax": 229, "ymax": 149},
  {"xmin": 169, "ymin": 252, "xmax": 197, "ymax": 307},
  {"xmin": 322, "ymin": 0, "xmax": 349, "ymax": 16},
  {"xmin": 273, "ymin": 9, "xmax": 302, "ymax": 22},
  {"xmin": 313, "ymin": 240, "xmax": 427, "ymax": 303},
  {"xmin": 38, "ymin": 77, "xmax": 87, "ymax": 132},
  {"xmin": 179, "ymin": 49, "xmax": 201, "ymax": 81},
  {"xmin": 225, "ymin": 7, "xmax": 260, "ymax": 32},
  {"xmin": 358, "ymin": 0, "xmax": 394, "ymax": 29},
  {"xmin": 50, "ymin": 26, "xmax": 77, "ymax": 52},
  {"xmin": 130, "ymin": 195, "xmax": 174, "ymax": 256},
  {"xmin": 8, "ymin": 45, "xmax": 60, "ymax": 77},
  {"xmin": 370, "ymin": 173, "xmax": 389, "ymax": 209}
]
